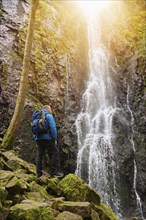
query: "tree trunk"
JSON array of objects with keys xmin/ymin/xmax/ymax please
[{"xmin": 1, "ymin": 0, "xmax": 39, "ymax": 150}]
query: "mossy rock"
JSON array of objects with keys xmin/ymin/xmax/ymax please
[
  {"xmin": 0, "ymin": 186, "xmax": 8, "ymax": 203},
  {"xmin": 5, "ymin": 176, "xmax": 28, "ymax": 195},
  {"xmin": 1, "ymin": 151, "xmax": 36, "ymax": 174},
  {"xmin": 56, "ymin": 211, "xmax": 83, "ymax": 220},
  {"xmin": 24, "ymin": 191, "xmax": 52, "ymax": 202},
  {"xmin": 28, "ymin": 181, "xmax": 50, "ymax": 201},
  {"xmin": 93, "ymin": 202, "xmax": 119, "ymax": 220},
  {"xmin": 46, "ymin": 177, "xmax": 62, "ymax": 196},
  {"xmin": 52, "ymin": 200, "xmax": 91, "ymax": 218},
  {"xmin": 0, "ymin": 157, "xmax": 12, "ymax": 171},
  {"xmin": 0, "ymin": 170, "xmax": 15, "ymax": 186},
  {"xmin": 9, "ymin": 199, "xmax": 54, "ymax": 220},
  {"xmin": 15, "ymin": 172, "xmax": 38, "ymax": 184},
  {"xmin": 0, "ymin": 200, "xmax": 12, "ymax": 220},
  {"xmin": 58, "ymin": 174, "xmax": 100, "ymax": 205}
]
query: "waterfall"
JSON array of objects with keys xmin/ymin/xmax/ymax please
[
  {"xmin": 75, "ymin": 13, "xmax": 122, "ymax": 217},
  {"xmin": 127, "ymin": 85, "xmax": 144, "ymax": 219}
]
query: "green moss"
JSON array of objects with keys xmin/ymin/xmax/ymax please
[
  {"xmin": 29, "ymin": 181, "xmax": 50, "ymax": 201},
  {"xmin": 93, "ymin": 202, "xmax": 119, "ymax": 220},
  {"xmin": 9, "ymin": 201, "xmax": 54, "ymax": 220},
  {"xmin": 7, "ymin": 51, "xmax": 22, "ymax": 63},
  {"xmin": 24, "ymin": 191, "xmax": 51, "ymax": 202},
  {"xmin": 0, "ymin": 157, "xmax": 12, "ymax": 171},
  {"xmin": 58, "ymin": 174, "xmax": 100, "ymax": 205},
  {"xmin": 9, "ymin": 203, "xmax": 40, "ymax": 220},
  {"xmin": 40, "ymin": 207, "xmax": 54, "ymax": 220},
  {"xmin": 46, "ymin": 178, "xmax": 62, "ymax": 196}
]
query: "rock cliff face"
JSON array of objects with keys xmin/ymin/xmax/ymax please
[
  {"xmin": 0, "ymin": 0, "xmax": 146, "ymax": 219},
  {"xmin": 99, "ymin": 1, "xmax": 146, "ymax": 218},
  {"xmin": 0, "ymin": 0, "xmax": 88, "ymax": 171}
]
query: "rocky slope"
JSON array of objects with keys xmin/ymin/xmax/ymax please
[{"xmin": 0, "ymin": 150, "xmax": 119, "ymax": 220}]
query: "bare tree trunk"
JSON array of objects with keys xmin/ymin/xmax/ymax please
[{"xmin": 1, "ymin": 0, "xmax": 39, "ymax": 150}]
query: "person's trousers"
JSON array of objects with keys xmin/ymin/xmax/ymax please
[{"xmin": 36, "ymin": 139, "xmax": 60, "ymax": 177}]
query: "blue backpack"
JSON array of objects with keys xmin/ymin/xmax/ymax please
[{"xmin": 32, "ymin": 110, "xmax": 49, "ymax": 135}]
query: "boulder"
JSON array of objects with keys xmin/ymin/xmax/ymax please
[
  {"xmin": 56, "ymin": 211, "xmax": 83, "ymax": 220},
  {"xmin": 0, "ymin": 200, "xmax": 12, "ymax": 220},
  {"xmin": 1, "ymin": 151, "xmax": 36, "ymax": 174},
  {"xmin": 5, "ymin": 176, "xmax": 28, "ymax": 194},
  {"xmin": 93, "ymin": 202, "xmax": 119, "ymax": 220},
  {"xmin": 46, "ymin": 177, "xmax": 62, "ymax": 196},
  {"xmin": 28, "ymin": 181, "xmax": 51, "ymax": 201},
  {"xmin": 14, "ymin": 172, "xmax": 38, "ymax": 183},
  {"xmin": 52, "ymin": 200, "xmax": 91, "ymax": 218},
  {"xmin": 0, "ymin": 170, "xmax": 15, "ymax": 186},
  {"xmin": 58, "ymin": 174, "xmax": 100, "ymax": 205},
  {"xmin": 9, "ymin": 199, "xmax": 54, "ymax": 220},
  {"xmin": 0, "ymin": 157, "xmax": 12, "ymax": 171}
]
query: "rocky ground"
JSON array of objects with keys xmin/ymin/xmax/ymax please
[{"xmin": 0, "ymin": 150, "xmax": 119, "ymax": 220}]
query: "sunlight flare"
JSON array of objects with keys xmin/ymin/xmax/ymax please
[{"xmin": 77, "ymin": 0, "xmax": 111, "ymax": 14}]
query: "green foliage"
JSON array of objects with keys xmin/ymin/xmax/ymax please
[{"xmin": 111, "ymin": 1, "xmax": 146, "ymax": 61}]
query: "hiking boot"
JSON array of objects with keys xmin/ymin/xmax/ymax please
[{"xmin": 53, "ymin": 171, "xmax": 64, "ymax": 178}]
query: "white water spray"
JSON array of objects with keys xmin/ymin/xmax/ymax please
[
  {"xmin": 75, "ymin": 14, "xmax": 122, "ymax": 217},
  {"xmin": 127, "ymin": 85, "xmax": 144, "ymax": 219}
]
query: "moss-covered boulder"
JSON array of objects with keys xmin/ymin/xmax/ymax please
[
  {"xmin": 0, "ymin": 157, "xmax": 12, "ymax": 171},
  {"xmin": 58, "ymin": 174, "xmax": 100, "ymax": 205},
  {"xmin": 5, "ymin": 176, "xmax": 28, "ymax": 194},
  {"xmin": 1, "ymin": 151, "xmax": 36, "ymax": 174},
  {"xmin": 9, "ymin": 199, "xmax": 54, "ymax": 220},
  {"xmin": 52, "ymin": 200, "xmax": 91, "ymax": 218},
  {"xmin": 28, "ymin": 181, "xmax": 51, "ymax": 201},
  {"xmin": 56, "ymin": 211, "xmax": 83, "ymax": 220},
  {"xmin": 0, "ymin": 170, "xmax": 14, "ymax": 186},
  {"xmin": 14, "ymin": 171, "xmax": 38, "ymax": 184},
  {"xmin": 0, "ymin": 200, "xmax": 12, "ymax": 220},
  {"xmin": 93, "ymin": 202, "xmax": 119, "ymax": 220},
  {"xmin": 46, "ymin": 177, "xmax": 62, "ymax": 196}
]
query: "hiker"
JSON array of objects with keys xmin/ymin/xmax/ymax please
[{"xmin": 32, "ymin": 105, "xmax": 63, "ymax": 178}]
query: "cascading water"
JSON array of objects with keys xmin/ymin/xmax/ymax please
[
  {"xmin": 75, "ymin": 13, "xmax": 122, "ymax": 217},
  {"xmin": 127, "ymin": 85, "xmax": 144, "ymax": 219}
]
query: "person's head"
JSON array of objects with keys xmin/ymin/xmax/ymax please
[{"xmin": 42, "ymin": 105, "xmax": 52, "ymax": 114}]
